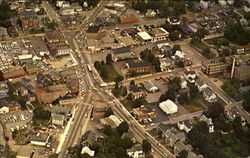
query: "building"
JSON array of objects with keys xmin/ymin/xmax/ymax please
[
  {"xmin": 19, "ymin": 10, "xmax": 39, "ymax": 30},
  {"xmin": 159, "ymin": 99, "xmax": 178, "ymax": 114},
  {"xmin": 127, "ymin": 144, "xmax": 145, "ymax": 158},
  {"xmin": 31, "ymin": 133, "xmax": 50, "ymax": 147},
  {"xmin": 60, "ymin": 7, "xmax": 75, "ymax": 15},
  {"xmin": 137, "ymin": 31, "xmax": 152, "ymax": 43},
  {"xmin": 45, "ymin": 30, "xmax": 65, "ymax": 43},
  {"xmin": 0, "ymin": 27, "xmax": 8, "ymax": 39},
  {"xmin": 234, "ymin": 65, "xmax": 250, "ymax": 81},
  {"xmin": 174, "ymin": 141, "xmax": 192, "ymax": 156},
  {"xmin": 128, "ymin": 85, "xmax": 145, "ymax": 100},
  {"xmin": 35, "ymin": 84, "xmax": 70, "ymax": 104},
  {"xmin": 145, "ymin": 9, "xmax": 156, "ymax": 18},
  {"xmin": 51, "ymin": 113, "xmax": 65, "ymax": 126},
  {"xmin": 199, "ymin": 114, "xmax": 214, "ymax": 133},
  {"xmin": 164, "ymin": 130, "xmax": 179, "ymax": 147},
  {"xmin": 47, "ymin": 42, "xmax": 72, "ymax": 57},
  {"xmin": 202, "ymin": 57, "xmax": 231, "ymax": 75},
  {"xmin": 172, "ymin": 50, "xmax": 185, "ymax": 60},
  {"xmin": 167, "ymin": 17, "xmax": 181, "ymax": 25},
  {"xmin": 119, "ymin": 14, "xmax": 138, "ymax": 24},
  {"xmin": 184, "ymin": 70, "xmax": 197, "ymax": 83},
  {"xmin": 143, "ymin": 81, "xmax": 159, "ymax": 93},
  {"xmin": 0, "ymin": 81, "xmax": 9, "ymax": 99},
  {"xmin": 195, "ymin": 78, "xmax": 207, "ymax": 92},
  {"xmin": 86, "ymin": 25, "xmax": 101, "ymax": 39},
  {"xmin": 112, "ymin": 47, "xmax": 134, "ymax": 61},
  {"xmin": 150, "ymin": 28, "xmax": 169, "ymax": 42},
  {"xmin": 16, "ymin": 145, "xmax": 33, "ymax": 158},
  {"xmin": 177, "ymin": 120, "xmax": 193, "ymax": 133},
  {"xmin": 100, "ymin": 115, "xmax": 122, "ymax": 128},
  {"xmin": 0, "ymin": 105, "xmax": 9, "ymax": 114},
  {"xmin": 2, "ymin": 66, "xmax": 26, "ymax": 80},
  {"xmin": 81, "ymin": 146, "xmax": 95, "ymax": 156},
  {"xmin": 203, "ymin": 88, "xmax": 217, "ymax": 103},
  {"xmin": 124, "ymin": 60, "xmax": 152, "ymax": 75},
  {"xmin": 132, "ymin": 106, "xmax": 156, "ymax": 121}
]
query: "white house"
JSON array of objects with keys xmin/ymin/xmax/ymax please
[
  {"xmin": 144, "ymin": 81, "xmax": 159, "ymax": 93},
  {"xmin": 81, "ymin": 146, "xmax": 95, "ymax": 156},
  {"xmin": 127, "ymin": 144, "xmax": 145, "ymax": 158},
  {"xmin": 199, "ymin": 114, "xmax": 214, "ymax": 133},
  {"xmin": 159, "ymin": 100, "xmax": 178, "ymax": 114},
  {"xmin": 203, "ymin": 88, "xmax": 217, "ymax": 103},
  {"xmin": 195, "ymin": 78, "xmax": 208, "ymax": 92},
  {"xmin": 51, "ymin": 113, "xmax": 65, "ymax": 126},
  {"xmin": 184, "ymin": 70, "xmax": 197, "ymax": 83},
  {"xmin": 137, "ymin": 32, "xmax": 152, "ymax": 43},
  {"xmin": 171, "ymin": 50, "xmax": 185, "ymax": 60},
  {"xmin": 180, "ymin": 78, "xmax": 187, "ymax": 89},
  {"xmin": 177, "ymin": 120, "xmax": 193, "ymax": 133},
  {"xmin": 0, "ymin": 106, "xmax": 9, "ymax": 114}
]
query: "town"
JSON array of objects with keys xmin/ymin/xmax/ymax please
[{"xmin": 0, "ymin": 0, "xmax": 249, "ymax": 158}]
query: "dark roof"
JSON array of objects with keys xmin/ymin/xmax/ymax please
[
  {"xmin": 158, "ymin": 123, "xmax": 176, "ymax": 133},
  {"xmin": 19, "ymin": 10, "xmax": 38, "ymax": 20},
  {"xmin": 126, "ymin": 60, "xmax": 151, "ymax": 69},
  {"xmin": 86, "ymin": 26, "xmax": 101, "ymax": 33},
  {"xmin": 128, "ymin": 85, "xmax": 141, "ymax": 93},
  {"xmin": 113, "ymin": 47, "xmax": 131, "ymax": 54}
]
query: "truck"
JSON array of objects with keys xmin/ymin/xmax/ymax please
[
  {"xmin": 100, "ymin": 83, "xmax": 108, "ymax": 87},
  {"xmin": 87, "ymin": 64, "xmax": 92, "ymax": 72}
]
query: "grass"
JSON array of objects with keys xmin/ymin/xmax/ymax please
[
  {"xmin": 120, "ymin": 98, "xmax": 148, "ymax": 110},
  {"xmin": 193, "ymin": 40, "xmax": 209, "ymax": 51},
  {"xmin": 102, "ymin": 64, "xmax": 119, "ymax": 83},
  {"xmin": 205, "ymin": 37, "xmax": 229, "ymax": 48},
  {"xmin": 184, "ymin": 96, "xmax": 206, "ymax": 113}
]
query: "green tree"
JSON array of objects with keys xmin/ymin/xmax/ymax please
[
  {"xmin": 117, "ymin": 121, "xmax": 129, "ymax": 136},
  {"xmin": 142, "ymin": 140, "xmax": 151, "ymax": 153},
  {"xmin": 177, "ymin": 150, "xmax": 188, "ymax": 158},
  {"xmin": 194, "ymin": 28, "xmax": 209, "ymax": 41},
  {"xmin": 94, "ymin": 61, "xmax": 101, "ymax": 70},
  {"xmin": 0, "ymin": 70, "xmax": 4, "ymax": 81},
  {"xmin": 105, "ymin": 107, "xmax": 114, "ymax": 117},
  {"xmin": 242, "ymin": 96, "xmax": 250, "ymax": 112},
  {"xmin": 100, "ymin": 67, "xmax": 108, "ymax": 79},
  {"xmin": 49, "ymin": 153, "xmax": 59, "ymax": 158},
  {"xmin": 103, "ymin": 125, "xmax": 113, "ymax": 136},
  {"xmin": 127, "ymin": 93, "xmax": 133, "ymax": 100},
  {"xmin": 106, "ymin": 53, "xmax": 113, "ymax": 64},
  {"xmin": 130, "ymin": 80, "xmax": 135, "ymax": 85},
  {"xmin": 232, "ymin": 116, "xmax": 242, "ymax": 130},
  {"xmin": 172, "ymin": 44, "xmax": 181, "ymax": 54},
  {"xmin": 169, "ymin": 31, "xmax": 181, "ymax": 41},
  {"xmin": 114, "ymin": 75, "xmax": 124, "ymax": 83}
]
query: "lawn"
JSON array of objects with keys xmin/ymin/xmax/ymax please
[
  {"xmin": 205, "ymin": 37, "xmax": 229, "ymax": 48},
  {"xmin": 184, "ymin": 96, "xmax": 206, "ymax": 113},
  {"xmin": 121, "ymin": 98, "xmax": 148, "ymax": 110},
  {"xmin": 102, "ymin": 64, "xmax": 119, "ymax": 83},
  {"xmin": 193, "ymin": 40, "xmax": 209, "ymax": 51}
]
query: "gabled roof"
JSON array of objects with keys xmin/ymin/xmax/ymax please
[
  {"xmin": 203, "ymin": 88, "xmax": 214, "ymax": 97},
  {"xmin": 195, "ymin": 78, "xmax": 206, "ymax": 87},
  {"xmin": 126, "ymin": 60, "xmax": 151, "ymax": 69},
  {"xmin": 113, "ymin": 46, "xmax": 131, "ymax": 54},
  {"xmin": 128, "ymin": 85, "xmax": 142, "ymax": 93}
]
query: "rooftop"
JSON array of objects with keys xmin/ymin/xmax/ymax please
[
  {"xmin": 86, "ymin": 26, "xmax": 101, "ymax": 33},
  {"xmin": 113, "ymin": 46, "xmax": 131, "ymax": 54},
  {"xmin": 126, "ymin": 60, "xmax": 151, "ymax": 69},
  {"xmin": 132, "ymin": 106, "xmax": 155, "ymax": 116},
  {"xmin": 137, "ymin": 31, "xmax": 152, "ymax": 40}
]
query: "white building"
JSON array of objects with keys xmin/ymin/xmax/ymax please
[
  {"xmin": 199, "ymin": 114, "xmax": 214, "ymax": 133},
  {"xmin": 0, "ymin": 106, "xmax": 9, "ymax": 114},
  {"xmin": 180, "ymin": 78, "xmax": 187, "ymax": 89},
  {"xmin": 55, "ymin": 46, "xmax": 72, "ymax": 57},
  {"xmin": 171, "ymin": 50, "xmax": 185, "ymax": 60},
  {"xmin": 203, "ymin": 88, "xmax": 217, "ymax": 103},
  {"xmin": 137, "ymin": 32, "xmax": 152, "ymax": 43},
  {"xmin": 81, "ymin": 146, "xmax": 95, "ymax": 156},
  {"xmin": 184, "ymin": 70, "xmax": 197, "ymax": 83},
  {"xmin": 144, "ymin": 81, "xmax": 159, "ymax": 93},
  {"xmin": 51, "ymin": 113, "xmax": 65, "ymax": 126},
  {"xmin": 195, "ymin": 79, "xmax": 208, "ymax": 92},
  {"xmin": 159, "ymin": 100, "xmax": 178, "ymax": 114},
  {"xmin": 150, "ymin": 28, "xmax": 169, "ymax": 42},
  {"xmin": 127, "ymin": 145, "xmax": 145, "ymax": 158}
]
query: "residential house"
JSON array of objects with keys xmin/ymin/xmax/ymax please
[
  {"xmin": 159, "ymin": 99, "xmax": 178, "ymax": 115},
  {"xmin": 0, "ymin": 105, "xmax": 9, "ymax": 114},
  {"xmin": 167, "ymin": 17, "xmax": 181, "ymax": 25},
  {"xmin": 112, "ymin": 47, "xmax": 134, "ymax": 61},
  {"xmin": 124, "ymin": 60, "xmax": 152, "ymax": 75},
  {"xmin": 81, "ymin": 146, "xmax": 95, "ymax": 157},
  {"xmin": 184, "ymin": 70, "xmax": 197, "ymax": 83},
  {"xmin": 127, "ymin": 144, "xmax": 145, "ymax": 158},
  {"xmin": 128, "ymin": 85, "xmax": 145, "ymax": 100},
  {"xmin": 132, "ymin": 106, "xmax": 156, "ymax": 121},
  {"xmin": 164, "ymin": 130, "xmax": 179, "ymax": 147},
  {"xmin": 2, "ymin": 66, "xmax": 26, "ymax": 80},
  {"xmin": 19, "ymin": 10, "xmax": 39, "ymax": 30},
  {"xmin": 199, "ymin": 114, "xmax": 214, "ymax": 133},
  {"xmin": 71, "ymin": 3, "xmax": 82, "ymax": 12},
  {"xmin": 174, "ymin": 141, "xmax": 192, "ymax": 156},
  {"xmin": 51, "ymin": 113, "xmax": 65, "ymax": 126},
  {"xmin": 195, "ymin": 78, "xmax": 207, "ymax": 92},
  {"xmin": 172, "ymin": 50, "xmax": 185, "ymax": 60},
  {"xmin": 187, "ymin": 152, "xmax": 204, "ymax": 158},
  {"xmin": 145, "ymin": 9, "xmax": 156, "ymax": 18},
  {"xmin": 143, "ymin": 81, "xmax": 158, "ymax": 93},
  {"xmin": 0, "ymin": 27, "xmax": 8, "ymax": 39},
  {"xmin": 100, "ymin": 115, "xmax": 122, "ymax": 128},
  {"xmin": 0, "ymin": 81, "xmax": 9, "ymax": 99},
  {"xmin": 203, "ymin": 88, "xmax": 217, "ymax": 103},
  {"xmin": 160, "ymin": 58, "xmax": 174, "ymax": 71},
  {"xmin": 150, "ymin": 27, "xmax": 169, "ymax": 42},
  {"xmin": 178, "ymin": 119, "xmax": 193, "ymax": 133},
  {"xmin": 180, "ymin": 78, "xmax": 187, "ymax": 89}
]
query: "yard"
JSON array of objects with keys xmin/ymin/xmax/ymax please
[
  {"xmin": 120, "ymin": 98, "xmax": 148, "ymax": 110},
  {"xmin": 101, "ymin": 64, "xmax": 120, "ymax": 83},
  {"xmin": 191, "ymin": 39, "xmax": 214, "ymax": 59},
  {"xmin": 183, "ymin": 96, "xmax": 206, "ymax": 113},
  {"xmin": 205, "ymin": 37, "xmax": 229, "ymax": 48}
]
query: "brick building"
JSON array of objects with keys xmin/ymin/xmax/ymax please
[
  {"xmin": 124, "ymin": 60, "xmax": 151, "ymax": 75},
  {"xmin": 19, "ymin": 10, "xmax": 39, "ymax": 30},
  {"xmin": 234, "ymin": 65, "xmax": 250, "ymax": 81},
  {"xmin": 132, "ymin": 106, "xmax": 156, "ymax": 121},
  {"xmin": 119, "ymin": 14, "xmax": 138, "ymax": 24},
  {"xmin": 2, "ymin": 66, "xmax": 26, "ymax": 80}
]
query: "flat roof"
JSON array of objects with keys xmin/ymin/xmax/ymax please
[{"xmin": 137, "ymin": 32, "xmax": 152, "ymax": 40}]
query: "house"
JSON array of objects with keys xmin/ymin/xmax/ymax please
[
  {"xmin": 2, "ymin": 66, "xmax": 26, "ymax": 80},
  {"xmin": 45, "ymin": 30, "xmax": 65, "ymax": 43},
  {"xmin": 51, "ymin": 113, "xmax": 65, "ymax": 126},
  {"xmin": 184, "ymin": 70, "xmax": 197, "ymax": 83},
  {"xmin": 60, "ymin": 7, "xmax": 75, "ymax": 15},
  {"xmin": 150, "ymin": 27, "xmax": 169, "ymax": 42},
  {"xmin": 187, "ymin": 152, "xmax": 204, "ymax": 158},
  {"xmin": 19, "ymin": 10, "xmax": 39, "ymax": 30},
  {"xmin": 119, "ymin": 14, "xmax": 138, "ymax": 24},
  {"xmin": 159, "ymin": 99, "xmax": 178, "ymax": 115},
  {"xmin": 172, "ymin": 50, "xmax": 185, "ymax": 60},
  {"xmin": 145, "ymin": 9, "xmax": 156, "ymax": 18},
  {"xmin": 174, "ymin": 141, "xmax": 192, "ymax": 156},
  {"xmin": 157, "ymin": 123, "xmax": 177, "ymax": 137},
  {"xmin": 199, "ymin": 114, "xmax": 214, "ymax": 133},
  {"xmin": 112, "ymin": 47, "xmax": 134, "ymax": 61},
  {"xmin": 167, "ymin": 17, "xmax": 181, "ymax": 25},
  {"xmin": 180, "ymin": 78, "xmax": 187, "ymax": 89},
  {"xmin": 0, "ymin": 105, "xmax": 9, "ymax": 114},
  {"xmin": 86, "ymin": 25, "xmax": 101, "ymax": 39},
  {"xmin": 128, "ymin": 85, "xmax": 145, "ymax": 100},
  {"xmin": 157, "ymin": 40, "xmax": 169, "ymax": 49},
  {"xmin": 71, "ymin": 3, "xmax": 82, "ymax": 12},
  {"xmin": 234, "ymin": 65, "xmax": 250, "ymax": 81},
  {"xmin": 0, "ymin": 27, "xmax": 8, "ymax": 39},
  {"xmin": 137, "ymin": 31, "xmax": 152, "ymax": 43},
  {"xmin": 195, "ymin": 78, "xmax": 207, "ymax": 92},
  {"xmin": 100, "ymin": 115, "xmax": 122, "ymax": 128},
  {"xmin": 164, "ymin": 130, "xmax": 179, "ymax": 147},
  {"xmin": 124, "ymin": 60, "xmax": 152, "ymax": 75},
  {"xmin": 132, "ymin": 106, "xmax": 156, "ymax": 121},
  {"xmin": 143, "ymin": 81, "xmax": 158, "ymax": 93},
  {"xmin": 160, "ymin": 58, "xmax": 174, "ymax": 71},
  {"xmin": 203, "ymin": 88, "xmax": 217, "ymax": 103},
  {"xmin": 31, "ymin": 133, "xmax": 50, "ymax": 147},
  {"xmin": 0, "ymin": 81, "xmax": 9, "ymax": 99},
  {"xmin": 178, "ymin": 119, "xmax": 193, "ymax": 133},
  {"xmin": 127, "ymin": 144, "xmax": 145, "ymax": 158},
  {"xmin": 81, "ymin": 146, "xmax": 95, "ymax": 157}
]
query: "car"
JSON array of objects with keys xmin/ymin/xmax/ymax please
[{"xmin": 85, "ymin": 114, "xmax": 88, "ymax": 118}]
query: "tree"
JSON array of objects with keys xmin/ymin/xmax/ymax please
[
  {"xmin": 242, "ymin": 96, "xmax": 250, "ymax": 112},
  {"xmin": 194, "ymin": 28, "xmax": 209, "ymax": 41},
  {"xmin": 105, "ymin": 107, "xmax": 114, "ymax": 117},
  {"xmin": 188, "ymin": 83, "xmax": 199, "ymax": 98},
  {"xmin": 232, "ymin": 116, "xmax": 242, "ymax": 130},
  {"xmin": 205, "ymin": 103, "xmax": 224, "ymax": 119},
  {"xmin": 117, "ymin": 121, "xmax": 129, "ymax": 136},
  {"xmin": 142, "ymin": 140, "xmax": 151, "ymax": 153},
  {"xmin": 114, "ymin": 75, "xmax": 124, "ymax": 83},
  {"xmin": 177, "ymin": 150, "xmax": 188, "ymax": 158},
  {"xmin": 100, "ymin": 67, "xmax": 108, "ymax": 79},
  {"xmin": 172, "ymin": 44, "xmax": 181, "ymax": 54},
  {"xmin": 169, "ymin": 31, "xmax": 181, "ymax": 41},
  {"xmin": 178, "ymin": 92, "xmax": 188, "ymax": 105},
  {"xmin": 106, "ymin": 53, "xmax": 113, "ymax": 64},
  {"xmin": 130, "ymin": 80, "xmax": 135, "ymax": 85},
  {"xmin": 33, "ymin": 105, "xmax": 51, "ymax": 122},
  {"xmin": 103, "ymin": 125, "xmax": 113, "ymax": 136},
  {"xmin": 0, "ymin": 70, "xmax": 4, "ymax": 81},
  {"xmin": 94, "ymin": 61, "xmax": 101, "ymax": 70},
  {"xmin": 49, "ymin": 153, "xmax": 59, "ymax": 158}
]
